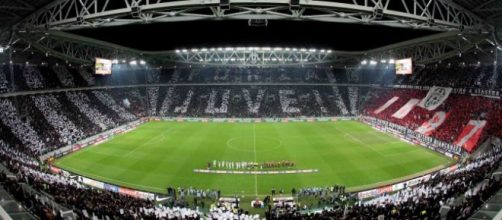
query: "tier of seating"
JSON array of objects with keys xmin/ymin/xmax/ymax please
[
  {"xmin": 0, "ymin": 63, "xmax": 501, "ymax": 220},
  {"xmin": 364, "ymin": 88, "xmax": 502, "ymax": 152},
  {"xmin": 0, "ymin": 86, "xmax": 367, "ymax": 157}
]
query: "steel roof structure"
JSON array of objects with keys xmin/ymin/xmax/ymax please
[{"xmin": 0, "ymin": 0, "xmax": 501, "ymax": 66}]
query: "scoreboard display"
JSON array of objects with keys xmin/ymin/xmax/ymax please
[
  {"xmin": 95, "ymin": 58, "xmax": 113, "ymax": 75},
  {"xmin": 395, "ymin": 58, "xmax": 413, "ymax": 75}
]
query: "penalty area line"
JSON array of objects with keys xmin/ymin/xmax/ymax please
[{"xmin": 123, "ymin": 124, "xmax": 179, "ymax": 158}]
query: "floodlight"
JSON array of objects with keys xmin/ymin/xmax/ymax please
[
  {"xmin": 388, "ymin": 59, "xmax": 395, "ymax": 64},
  {"xmin": 130, "ymin": 60, "xmax": 137, "ymax": 65},
  {"xmin": 140, "ymin": 60, "xmax": 146, "ymax": 65},
  {"xmin": 361, "ymin": 60, "xmax": 368, "ymax": 65},
  {"xmin": 370, "ymin": 60, "xmax": 377, "ymax": 65}
]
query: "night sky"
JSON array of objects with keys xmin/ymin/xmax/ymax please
[{"xmin": 70, "ymin": 20, "xmax": 438, "ymax": 51}]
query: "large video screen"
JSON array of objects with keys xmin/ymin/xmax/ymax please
[
  {"xmin": 95, "ymin": 58, "xmax": 113, "ymax": 75},
  {"xmin": 395, "ymin": 58, "xmax": 413, "ymax": 75}
]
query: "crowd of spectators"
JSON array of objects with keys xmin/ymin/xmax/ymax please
[
  {"xmin": 0, "ymin": 89, "xmax": 144, "ymax": 157},
  {"xmin": 0, "ymin": 66, "xmax": 9, "ymax": 93},
  {"xmin": 0, "ymin": 63, "xmax": 500, "ymax": 219},
  {"xmin": 364, "ymin": 88, "xmax": 502, "ymax": 151},
  {"xmin": 269, "ymin": 146, "xmax": 501, "ymax": 220},
  {"xmin": 52, "ymin": 65, "xmax": 76, "ymax": 87},
  {"xmin": 65, "ymin": 91, "xmax": 117, "ymax": 130},
  {"xmin": 92, "ymin": 90, "xmax": 137, "ymax": 121},
  {"xmin": 148, "ymin": 86, "xmax": 360, "ymax": 118},
  {"xmin": 0, "ymin": 98, "xmax": 46, "ymax": 155},
  {"xmin": 394, "ymin": 65, "xmax": 501, "ymax": 90},
  {"xmin": 32, "ymin": 94, "xmax": 85, "ymax": 146},
  {"xmin": 0, "ymin": 63, "xmax": 500, "ymax": 97},
  {"xmin": 0, "ymin": 137, "xmax": 262, "ymax": 220}
]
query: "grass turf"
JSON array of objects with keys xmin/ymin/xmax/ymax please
[{"xmin": 54, "ymin": 120, "xmax": 453, "ymax": 196}]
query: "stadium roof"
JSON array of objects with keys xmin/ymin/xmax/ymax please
[
  {"xmin": 454, "ymin": 0, "xmax": 502, "ymax": 26},
  {"xmin": 0, "ymin": 0, "xmax": 51, "ymax": 25},
  {"xmin": 0, "ymin": 0, "xmax": 500, "ymax": 65},
  {"xmin": 68, "ymin": 20, "xmax": 438, "ymax": 52}
]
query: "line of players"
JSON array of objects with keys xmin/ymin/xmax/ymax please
[{"xmin": 208, "ymin": 160, "xmax": 295, "ymax": 169}]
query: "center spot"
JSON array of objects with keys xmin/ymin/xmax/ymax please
[{"xmin": 226, "ymin": 136, "xmax": 282, "ymax": 152}]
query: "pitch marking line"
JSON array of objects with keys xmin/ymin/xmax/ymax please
[
  {"xmin": 333, "ymin": 125, "xmax": 416, "ymax": 158},
  {"xmin": 341, "ymin": 133, "xmax": 386, "ymax": 157},
  {"xmin": 123, "ymin": 124, "xmax": 179, "ymax": 158}
]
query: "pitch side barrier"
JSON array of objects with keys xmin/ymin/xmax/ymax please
[
  {"xmin": 386, "ymin": 85, "xmax": 501, "ymax": 99},
  {"xmin": 158, "ymin": 116, "xmax": 356, "ymax": 123}
]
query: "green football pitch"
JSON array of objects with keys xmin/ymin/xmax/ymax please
[{"xmin": 54, "ymin": 120, "xmax": 453, "ymax": 196}]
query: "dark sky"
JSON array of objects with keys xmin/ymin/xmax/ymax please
[{"xmin": 70, "ymin": 20, "xmax": 437, "ymax": 51}]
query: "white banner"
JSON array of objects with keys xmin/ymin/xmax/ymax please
[
  {"xmin": 453, "ymin": 120, "xmax": 487, "ymax": 152},
  {"xmin": 374, "ymin": 96, "xmax": 399, "ymax": 114},
  {"xmin": 415, "ymin": 111, "xmax": 449, "ymax": 136},
  {"xmin": 392, "ymin": 99, "xmax": 420, "ymax": 119},
  {"xmin": 418, "ymin": 86, "xmax": 452, "ymax": 111}
]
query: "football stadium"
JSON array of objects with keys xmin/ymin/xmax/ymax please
[{"xmin": 0, "ymin": 1, "xmax": 501, "ymax": 220}]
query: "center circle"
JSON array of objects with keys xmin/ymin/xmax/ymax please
[{"xmin": 226, "ymin": 136, "xmax": 283, "ymax": 153}]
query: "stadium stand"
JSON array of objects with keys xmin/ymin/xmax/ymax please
[
  {"xmin": 364, "ymin": 88, "xmax": 502, "ymax": 152},
  {"xmin": 0, "ymin": 63, "xmax": 500, "ymax": 220}
]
